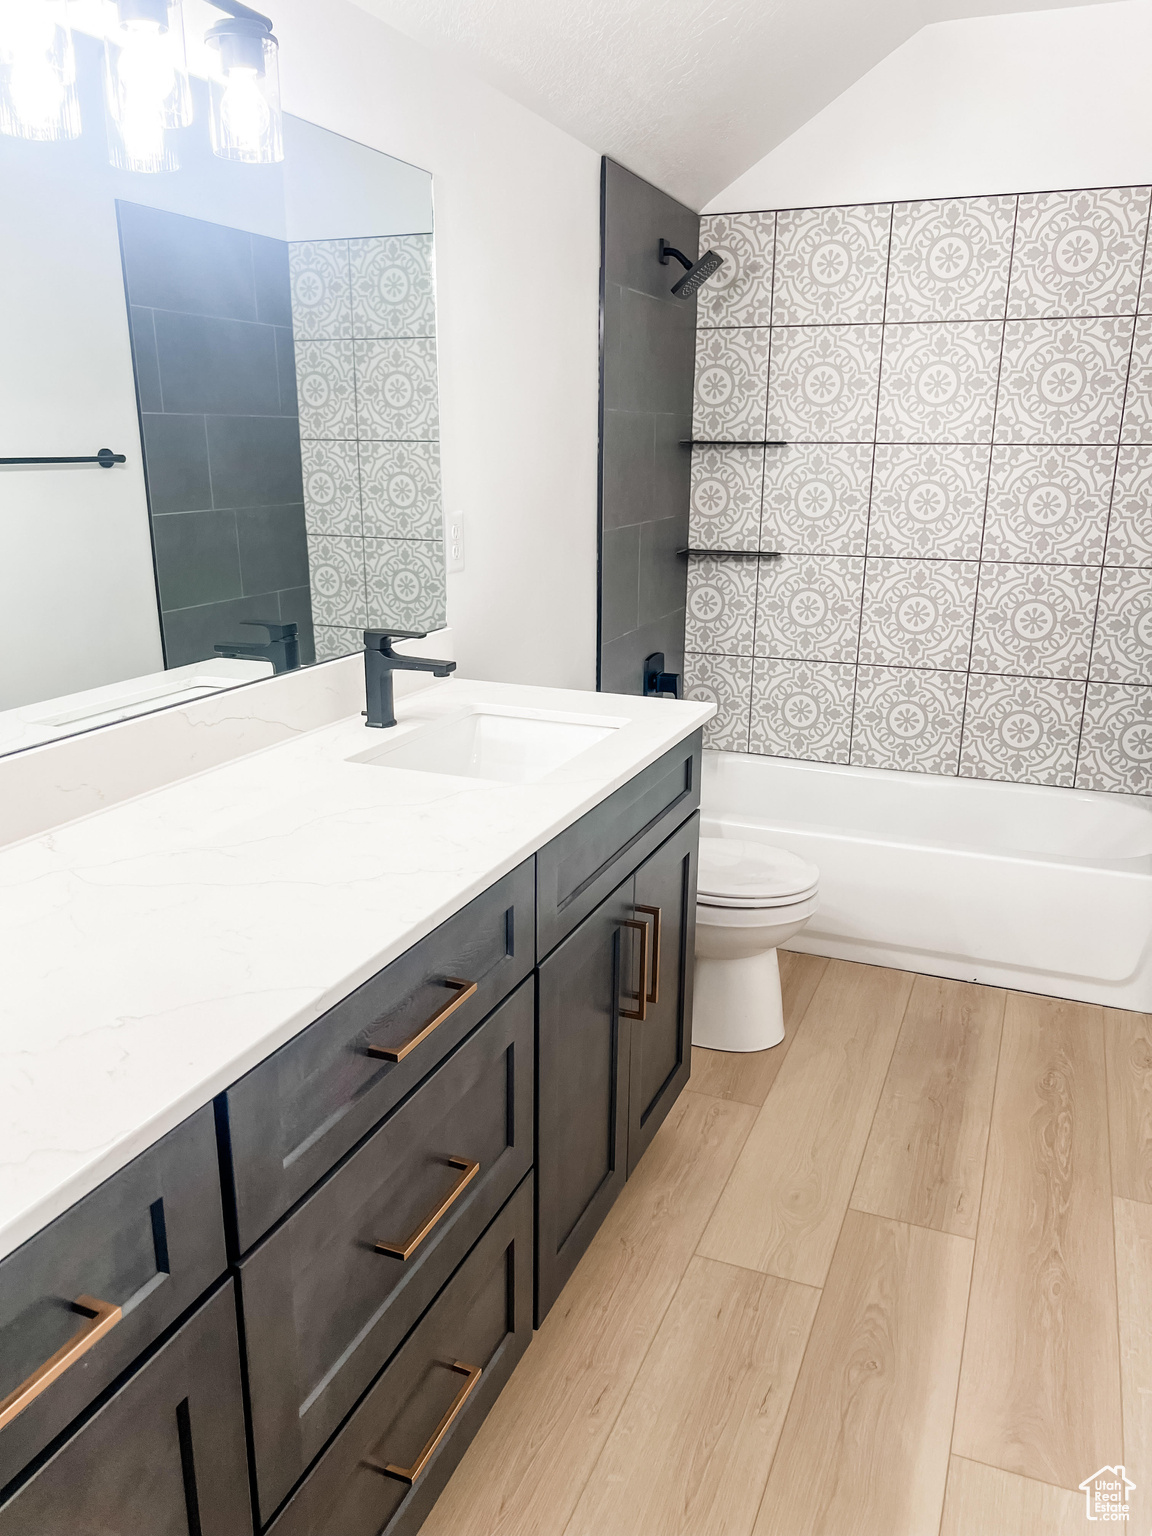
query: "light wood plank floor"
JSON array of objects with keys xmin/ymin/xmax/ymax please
[{"xmin": 426, "ymin": 954, "xmax": 1150, "ymax": 1536}]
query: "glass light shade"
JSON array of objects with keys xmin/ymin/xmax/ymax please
[
  {"xmin": 103, "ymin": 0, "xmax": 189, "ymax": 172},
  {"xmin": 207, "ymin": 23, "xmax": 281, "ymax": 165},
  {"xmin": 0, "ymin": 0, "xmax": 81, "ymax": 142}
]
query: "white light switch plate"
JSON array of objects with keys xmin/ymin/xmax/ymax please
[{"xmin": 445, "ymin": 511, "xmax": 465, "ymax": 573}]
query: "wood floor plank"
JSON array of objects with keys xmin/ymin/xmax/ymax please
[
  {"xmin": 851, "ymin": 975, "xmax": 1005, "ymax": 1238},
  {"xmin": 1115, "ymin": 1197, "xmax": 1152, "ymax": 1536},
  {"xmin": 564, "ymin": 1256, "xmax": 819, "ymax": 1536},
  {"xmin": 1105, "ymin": 1010, "xmax": 1152, "ymax": 1203},
  {"xmin": 952, "ymin": 993, "xmax": 1121, "ymax": 1490},
  {"xmin": 752, "ymin": 1210, "xmax": 972, "ymax": 1536},
  {"xmin": 690, "ymin": 952, "xmax": 829, "ymax": 1107},
  {"xmin": 418, "ymin": 1090, "xmax": 757, "ymax": 1536},
  {"xmin": 939, "ymin": 1457, "xmax": 1085, "ymax": 1536},
  {"xmin": 698, "ymin": 960, "xmax": 914, "ymax": 1286}
]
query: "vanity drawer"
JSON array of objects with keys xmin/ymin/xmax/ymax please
[
  {"xmin": 223, "ymin": 858, "xmax": 534, "ymax": 1251},
  {"xmin": 269, "ymin": 1174, "xmax": 532, "ymax": 1536},
  {"xmin": 0, "ymin": 1279, "xmax": 249, "ymax": 1533},
  {"xmin": 240, "ymin": 978, "xmax": 534, "ymax": 1521},
  {"xmin": 0, "ymin": 1104, "xmax": 226, "ymax": 1493},
  {"xmin": 537, "ymin": 730, "xmax": 701, "ymax": 956}
]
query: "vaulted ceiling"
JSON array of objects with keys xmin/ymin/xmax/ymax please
[{"xmin": 348, "ymin": 0, "xmax": 1111, "ymax": 209}]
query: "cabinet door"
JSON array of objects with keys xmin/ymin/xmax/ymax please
[
  {"xmin": 536, "ymin": 875, "xmax": 636, "ymax": 1324},
  {"xmin": 627, "ymin": 812, "xmax": 698, "ymax": 1175}
]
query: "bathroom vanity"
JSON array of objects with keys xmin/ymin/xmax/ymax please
[{"xmin": 0, "ymin": 676, "xmax": 708, "ymax": 1534}]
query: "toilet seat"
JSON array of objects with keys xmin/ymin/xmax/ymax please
[{"xmin": 698, "ymin": 837, "xmax": 819, "ymax": 910}]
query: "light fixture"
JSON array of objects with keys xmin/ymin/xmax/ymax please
[
  {"xmin": 205, "ymin": 3, "xmax": 281, "ymax": 165},
  {"xmin": 0, "ymin": 0, "xmax": 82, "ymax": 142},
  {"xmin": 103, "ymin": 0, "xmax": 191, "ymax": 173}
]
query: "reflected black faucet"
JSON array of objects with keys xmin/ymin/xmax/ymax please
[
  {"xmin": 214, "ymin": 620, "xmax": 300, "ymax": 674},
  {"xmin": 364, "ymin": 629, "xmax": 456, "ymax": 728}
]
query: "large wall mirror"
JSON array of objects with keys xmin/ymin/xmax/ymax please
[{"xmin": 0, "ymin": 5, "xmax": 445, "ymax": 757}]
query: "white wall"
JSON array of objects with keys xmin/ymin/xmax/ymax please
[{"xmin": 707, "ymin": 0, "xmax": 1152, "ymax": 213}]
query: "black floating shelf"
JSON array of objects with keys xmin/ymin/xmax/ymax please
[
  {"xmin": 678, "ymin": 548, "xmax": 782, "ymax": 558},
  {"xmin": 679, "ymin": 440, "xmax": 788, "ymax": 448}
]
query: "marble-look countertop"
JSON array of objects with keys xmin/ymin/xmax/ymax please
[{"xmin": 0, "ymin": 678, "xmax": 712, "ymax": 1261}]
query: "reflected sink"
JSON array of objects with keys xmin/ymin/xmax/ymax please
[{"xmin": 349, "ymin": 707, "xmax": 625, "ymax": 783}]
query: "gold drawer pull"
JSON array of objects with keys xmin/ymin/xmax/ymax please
[
  {"xmin": 368, "ymin": 1360, "xmax": 482, "ymax": 1485},
  {"xmin": 619, "ymin": 918, "xmax": 649, "ymax": 1022},
  {"xmin": 0, "ymin": 1295, "xmax": 121, "ymax": 1432},
  {"xmin": 375, "ymin": 1157, "xmax": 480, "ymax": 1260},
  {"xmin": 366, "ymin": 978, "xmax": 478, "ymax": 1063},
  {"xmin": 635, "ymin": 904, "xmax": 662, "ymax": 1004}
]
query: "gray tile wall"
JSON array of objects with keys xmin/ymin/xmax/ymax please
[
  {"xmin": 289, "ymin": 235, "xmax": 446, "ymax": 661},
  {"xmin": 684, "ymin": 186, "xmax": 1152, "ymax": 796}
]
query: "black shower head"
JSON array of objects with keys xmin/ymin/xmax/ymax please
[{"xmin": 672, "ymin": 248, "xmax": 725, "ymax": 298}]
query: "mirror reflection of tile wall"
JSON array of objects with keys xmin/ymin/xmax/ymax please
[
  {"xmin": 684, "ymin": 186, "xmax": 1152, "ymax": 796},
  {"xmin": 290, "ymin": 236, "xmax": 447, "ymax": 661}
]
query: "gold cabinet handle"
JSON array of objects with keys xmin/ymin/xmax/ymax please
[
  {"xmin": 0, "ymin": 1295, "xmax": 121, "ymax": 1432},
  {"xmin": 375, "ymin": 1157, "xmax": 480, "ymax": 1260},
  {"xmin": 620, "ymin": 918, "xmax": 649, "ymax": 1022},
  {"xmin": 366, "ymin": 1360, "xmax": 482, "ymax": 1484},
  {"xmin": 366, "ymin": 978, "xmax": 478, "ymax": 1063},
  {"xmin": 634, "ymin": 905, "xmax": 662, "ymax": 1004}
]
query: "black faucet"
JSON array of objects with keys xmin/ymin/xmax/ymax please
[
  {"xmin": 214, "ymin": 620, "xmax": 300, "ymax": 674},
  {"xmin": 364, "ymin": 629, "xmax": 456, "ymax": 728}
]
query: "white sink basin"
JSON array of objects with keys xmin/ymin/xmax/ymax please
[{"xmin": 349, "ymin": 706, "xmax": 624, "ymax": 783}]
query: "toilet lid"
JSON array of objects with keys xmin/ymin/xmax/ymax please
[{"xmin": 698, "ymin": 837, "xmax": 819, "ymax": 907}]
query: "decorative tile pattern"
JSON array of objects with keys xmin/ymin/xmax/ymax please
[
  {"xmin": 971, "ymin": 562, "xmax": 1098, "ymax": 678},
  {"xmin": 867, "ymin": 444, "xmax": 990, "ymax": 558},
  {"xmin": 1007, "ymin": 187, "xmax": 1150, "ymax": 318},
  {"xmin": 859, "ymin": 558, "xmax": 978, "ymax": 669},
  {"xmin": 753, "ymin": 554, "xmax": 864, "ymax": 662},
  {"xmin": 696, "ymin": 213, "xmax": 774, "ymax": 328},
  {"xmin": 749, "ymin": 658, "xmax": 855, "ymax": 763},
  {"xmin": 982, "ymin": 445, "xmax": 1116, "ymax": 563},
  {"xmin": 360, "ymin": 441, "xmax": 442, "ymax": 540},
  {"xmin": 350, "ymin": 235, "xmax": 436, "ymax": 340},
  {"xmin": 766, "ymin": 325, "xmax": 882, "ymax": 442},
  {"xmin": 1077, "ymin": 683, "xmax": 1152, "ymax": 793},
  {"xmin": 885, "ymin": 196, "xmax": 1016, "ymax": 322},
  {"xmin": 364, "ymin": 538, "xmax": 447, "ymax": 630},
  {"xmin": 851, "ymin": 665, "xmax": 967, "ymax": 774},
  {"xmin": 995, "ymin": 316, "xmax": 1133, "ymax": 443},
  {"xmin": 683, "ymin": 652, "xmax": 752, "ymax": 750},
  {"xmin": 876, "ymin": 322, "xmax": 1002, "ymax": 443},
  {"xmin": 295, "ymin": 340, "xmax": 357, "ymax": 439},
  {"xmin": 289, "ymin": 241, "xmax": 352, "ymax": 340},
  {"xmin": 1106, "ymin": 446, "xmax": 1152, "ymax": 567},
  {"xmin": 301, "ymin": 440, "xmax": 361, "ymax": 536},
  {"xmin": 772, "ymin": 204, "xmax": 891, "ymax": 325},
  {"xmin": 354, "ymin": 339, "xmax": 440, "ymax": 440},
  {"xmin": 689, "ymin": 446, "xmax": 763, "ymax": 550},
  {"xmin": 959, "ymin": 674, "xmax": 1084, "ymax": 785},
  {"xmin": 1090, "ymin": 566, "xmax": 1152, "ymax": 682},
  {"xmin": 693, "ymin": 328, "xmax": 770, "ymax": 439},
  {"xmin": 306, "ymin": 535, "xmax": 366, "ymax": 627},
  {"xmin": 684, "ymin": 554, "xmax": 758, "ymax": 655},
  {"xmin": 313, "ymin": 625, "xmax": 363, "ymax": 662},
  {"xmin": 1120, "ymin": 316, "xmax": 1152, "ymax": 444},
  {"xmin": 761, "ymin": 442, "xmax": 873, "ymax": 555}
]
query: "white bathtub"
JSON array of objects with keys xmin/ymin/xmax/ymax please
[{"xmin": 702, "ymin": 751, "xmax": 1152, "ymax": 1011}]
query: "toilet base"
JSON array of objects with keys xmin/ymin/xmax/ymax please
[{"xmin": 692, "ymin": 946, "xmax": 785, "ymax": 1052}]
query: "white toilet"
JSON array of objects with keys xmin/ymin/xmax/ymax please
[{"xmin": 693, "ymin": 837, "xmax": 820, "ymax": 1052}]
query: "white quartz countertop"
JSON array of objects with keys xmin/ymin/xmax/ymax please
[{"xmin": 0, "ymin": 678, "xmax": 711, "ymax": 1261}]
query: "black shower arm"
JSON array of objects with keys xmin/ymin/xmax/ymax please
[
  {"xmin": 658, "ymin": 239, "xmax": 694, "ymax": 273},
  {"xmin": 206, "ymin": 0, "xmax": 275, "ymax": 33}
]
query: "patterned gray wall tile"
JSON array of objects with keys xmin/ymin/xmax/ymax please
[
  {"xmin": 761, "ymin": 442, "xmax": 873, "ymax": 555},
  {"xmin": 1077, "ymin": 683, "xmax": 1152, "ymax": 793},
  {"xmin": 1007, "ymin": 187, "xmax": 1150, "ymax": 318},
  {"xmin": 289, "ymin": 241, "xmax": 352, "ymax": 340},
  {"xmin": 314, "ymin": 624, "xmax": 363, "ymax": 661},
  {"xmin": 885, "ymin": 196, "xmax": 1016, "ymax": 322},
  {"xmin": 684, "ymin": 651, "xmax": 752, "ymax": 750},
  {"xmin": 689, "ymin": 445, "xmax": 763, "ymax": 550},
  {"xmin": 360, "ymin": 441, "xmax": 442, "ymax": 540},
  {"xmin": 696, "ymin": 213, "xmax": 774, "ymax": 328},
  {"xmin": 350, "ymin": 235, "xmax": 436, "ymax": 340},
  {"xmin": 684, "ymin": 553, "xmax": 758, "ymax": 655},
  {"xmin": 295, "ymin": 340, "xmax": 357, "ymax": 439},
  {"xmin": 867, "ymin": 444, "xmax": 990, "ymax": 559},
  {"xmin": 959, "ymin": 674, "xmax": 1083, "ymax": 785},
  {"xmin": 982, "ymin": 444, "xmax": 1115, "ymax": 563},
  {"xmin": 693, "ymin": 328, "xmax": 770, "ymax": 439},
  {"xmin": 876, "ymin": 321, "xmax": 1002, "ymax": 443},
  {"xmin": 354, "ymin": 338, "xmax": 440, "ymax": 441},
  {"xmin": 749, "ymin": 658, "xmax": 855, "ymax": 762},
  {"xmin": 754, "ymin": 553, "xmax": 864, "ymax": 661},
  {"xmin": 995, "ymin": 316, "xmax": 1133, "ymax": 443},
  {"xmin": 302, "ymin": 439, "xmax": 361, "ymax": 536},
  {"xmin": 851, "ymin": 665, "xmax": 967, "ymax": 774},
  {"xmin": 766, "ymin": 325, "xmax": 883, "ymax": 442},
  {"xmin": 1106, "ymin": 446, "xmax": 1152, "ymax": 567},
  {"xmin": 772, "ymin": 204, "xmax": 891, "ymax": 325},
  {"xmin": 1090, "ymin": 566, "xmax": 1152, "ymax": 682},
  {"xmin": 306, "ymin": 534, "xmax": 367, "ymax": 627},
  {"xmin": 364, "ymin": 537, "xmax": 447, "ymax": 630},
  {"xmin": 1120, "ymin": 316, "xmax": 1152, "ymax": 443},
  {"xmin": 971, "ymin": 562, "xmax": 1098, "ymax": 678},
  {"xmin": 859, "ymin": 558, "xmax": 978, "ymax": 669}
]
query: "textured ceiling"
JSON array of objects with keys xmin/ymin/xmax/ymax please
[{"xmin": 347, "ymin": 0, "xmax": 1112, "ymax": 209}]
